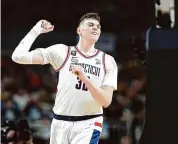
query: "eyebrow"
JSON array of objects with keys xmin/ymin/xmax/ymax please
[{"xmin": 88, "ymin": 22, "xmax": 101, "ymax": 27}]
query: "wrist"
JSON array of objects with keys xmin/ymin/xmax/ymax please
[
  {"xmin": 32, "ymin": 21, "xmax": 43, "ymax": 35},
  {"xmin": 82, "ymin": 75, "xmax": 90, "ymax": 84},
  {"xmin": 29, "ymin": 28, "xmax": 40, "ymax": 38},
  {"xmin": 31, "ymin": 26, "xmax": 41, "ymax": 36}
]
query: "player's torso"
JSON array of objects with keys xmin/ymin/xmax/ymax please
[{"xmin": 53, "ymin": 46, "xmax": 106, "ymax": 116}]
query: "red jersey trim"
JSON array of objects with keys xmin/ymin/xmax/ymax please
[
  {"xmin": 74, "ymin": 46, "xmax": 100, "ymax": 58},
  {"xmin": 103, "ymin": 52, "xmax": 106, "ymax": 74},
  {"xmin": 55, "ymin": 46, "xmax": 70, "ymax": 71},
  {"xmin": 95, "ymin": 122, "xmax": 102, "ymax": 128}
]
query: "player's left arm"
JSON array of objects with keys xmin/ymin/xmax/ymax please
[
  {"xmin": 84, "ymin": 83, "xmax": 115, "ymax": 108},
  {"xmin": 72, "ymin": 55, "xmax": 118, "ymax": 108}
]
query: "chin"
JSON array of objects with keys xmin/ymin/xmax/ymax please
[
  {"xmin": 91, "ymin": 37, "xmax": 99, "ymax": 43},
  {"xmin": 92, "ymin": 39, "xmax": 98, "ymax": 43}
]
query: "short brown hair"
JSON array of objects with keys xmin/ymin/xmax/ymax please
[{"xmin": 78, "ymin": 12, "xmax": 100, "ymax": 26}]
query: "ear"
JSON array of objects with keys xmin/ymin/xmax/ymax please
[
  {"xmin": 77, "ymin": 27, "xmax": 80, "ymax": 35},
  {"xmin": 77, "ymin": 27, "xmax": 82, "ymax": 36}
]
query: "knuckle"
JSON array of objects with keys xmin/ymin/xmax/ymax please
[{"xmin": 40, "ymin": 20, "xmax": 46, "ymax": 23}]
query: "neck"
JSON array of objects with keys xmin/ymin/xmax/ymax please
[{"xmin": 77, "ymin": 38, "xmax": 95, "ymax": 53}]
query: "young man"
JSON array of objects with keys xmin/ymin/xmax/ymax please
[{"xmin": 12, "ymin": 13, "xmax": 118, "ymax": 144}]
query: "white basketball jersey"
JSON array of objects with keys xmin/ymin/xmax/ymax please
[{"xmin": 53, "ymin": 46, "xmax": 106, "ymax": 116}]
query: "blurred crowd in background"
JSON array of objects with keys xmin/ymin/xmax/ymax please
[
  {"xmin": 1, "ymin": 0, "xmax": 175, "ymax": 144},
  {"xmin": 1, "ymin": 54, "xmax": 146, "ymax": 144}
]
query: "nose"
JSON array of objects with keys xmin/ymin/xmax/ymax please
[{"xmin": 92, "ymin": 25, "xmax": 98, "ymax": 30}]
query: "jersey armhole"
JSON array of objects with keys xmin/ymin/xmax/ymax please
[
  {"xmin": 102, "ymin": 52, "xmax": 106, "ymax": 74},
  {"xmin": 55, "ymin": 46, "xmax": 70, "ymax": 71}
]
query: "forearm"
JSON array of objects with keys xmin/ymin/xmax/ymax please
[
  {"xmin": 84, "ymin": 78, "xmax": 112, "ymax": 108},
  {"xmin": 11, "ymin": 29, "xmax": 39, "ymax": 64}
]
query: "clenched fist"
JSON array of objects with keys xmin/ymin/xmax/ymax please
[
  {"xmin": 72, "ymin": 65, "xmax": 88, "ymax": 82},
  {"xmin": 33, "ymin": 20, "xmax": 54, "ymax": 35}
]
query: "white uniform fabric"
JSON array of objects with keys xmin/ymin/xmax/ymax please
[
  {"xmin": 38, "ymin": 44, "xmax": 118, "ymax": 144},
  {"xmin": 38, "ymin": 45, "xmax": 118, "ymax": 116},
  {"xmin": 11, "ymin": 28, "xmax": 118, "ymax": 144},
  {"xmin": 50, "ymin": 116, "xmax": 103, "ymax": 144}
]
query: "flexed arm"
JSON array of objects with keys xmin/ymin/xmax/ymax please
[
  {"xmin": 11, "ymin": 20, "xmax": 54, "ymax": 64},
  {"xmin": 72, "ymin": 55, "xmax": 118, "ymax": 108}
]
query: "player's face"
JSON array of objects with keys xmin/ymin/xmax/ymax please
[{"xmin": 78, "ymin": 19, "xmax": 101, "ymax": 42}]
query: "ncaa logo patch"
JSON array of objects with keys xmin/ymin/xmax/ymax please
[
  {"xmin": 71, "ymin": 50, "xmax": 76, "ymax": 56},
  {"xmin": 95, "ymin": 58, "xmax": 101, "ymax": 65},
  {"xmin": 71, "ymin": 57, "xmax": 78, "ymax": 63}
]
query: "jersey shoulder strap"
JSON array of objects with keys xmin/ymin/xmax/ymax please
[{"xmin": 55, "ymin": 46, "xmax": 71, "ymax": 71}]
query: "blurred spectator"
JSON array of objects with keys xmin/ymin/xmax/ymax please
[
  {"xmin": 104, "ymin": 92, "xmax": 124, "ymax": 119},
  {"xmin": 126, "ymin": 78, "xmax": 145, "ymax": 98},
  {"xmin": 13, "ymin": 87, "xmax": 30, "ymax": 111},
  {"xmin": 23, "ymin": 99, "xmax": 43, "ymax": 121},
  {"xmin": 25, "ymin": 68, "xmax": 42, "ymax": 91},
  {"xmin": 120, "ymin": 136, "xmax": 132, "ymax": 144},
  {"xmin": 1, "ymin": 96, "xmax": 22, "ymax": 124}
]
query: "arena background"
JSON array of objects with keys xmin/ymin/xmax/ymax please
[{"xmin": 1, "ymin": 0, "xmax": 177, "ymax": 144}]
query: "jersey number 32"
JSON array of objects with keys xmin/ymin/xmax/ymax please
[{"xmin": 75, "ymin": 76, "xmax": 90, "ymax": 91}]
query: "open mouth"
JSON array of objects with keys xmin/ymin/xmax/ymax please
[{"xmin": 91, "ymin": 32, "xmax": 98, "ymax": 35}]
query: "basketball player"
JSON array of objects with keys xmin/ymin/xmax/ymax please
[{"xmin": 12, "ymin": 13, "xmax": 118, "ymax": 144}]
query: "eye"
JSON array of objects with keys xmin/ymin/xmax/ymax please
[
  {"xmin": 97, "ymin": 25, "xmax": 101, "ymax": 29},
  {"xmin": 88, "ymin": 23, "xmax": 94, "ymax": 27}
]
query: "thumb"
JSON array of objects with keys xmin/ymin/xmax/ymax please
[{"xmin": 48, "ymin": 25, "xmax": 54, "ymax": 31}]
